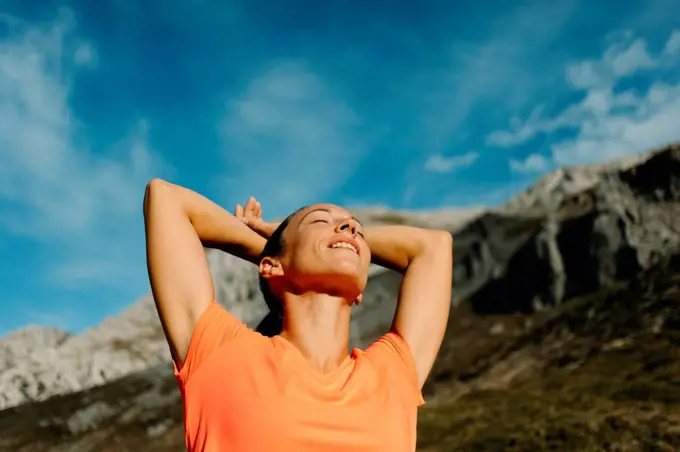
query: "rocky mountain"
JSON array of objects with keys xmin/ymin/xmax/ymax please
[
  {"xmin": 0, "ymin": 141, "xmax": 679, "ymax": 448},
  {"xmin": 0, "ymin": 198, "xmax": 481, "ymax": 411},
  {"xmin": 2, "ymin": 219, "xmax": 679, "ymax": 452}
]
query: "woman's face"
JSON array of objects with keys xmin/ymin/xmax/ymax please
[{"xmin": 265, "ymin": 204, "xmax": 371, "ymax": 302}]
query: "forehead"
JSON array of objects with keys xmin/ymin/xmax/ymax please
[
  {"xmin": 283, "ymin": 204, "xmax": 360, "ymax": 242},
  {"xmin": 300, "ymin": 203, "xmax": 350, "ymax": 216},
  {"xmin": 292, "ymin": 203, "xmax": 355, "ymax": 224}
]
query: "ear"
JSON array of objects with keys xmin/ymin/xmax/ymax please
[{"xmin": 259, "ymin": 257, "xmax": 284, "ymax": 280}]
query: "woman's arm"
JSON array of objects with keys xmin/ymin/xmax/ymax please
[
  {"xmin": 232, "ymin": 200, "xmax": 453, "ymax": 387},
  {"xmin": 143, "ymin": 179, "xmax": 266, "ymax": 366},
  {"xmin": 364, "ymin": 226, "xmax": 453, "ymax": 388}
]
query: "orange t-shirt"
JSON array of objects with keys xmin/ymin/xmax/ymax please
[{"xmin": 174, "ymin": 301, "xmax": 425, "ymax": 452}]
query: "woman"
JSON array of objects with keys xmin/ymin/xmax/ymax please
[{"xmin": 143, "ymin": 179, "xmax": 453, "ymax": 452}]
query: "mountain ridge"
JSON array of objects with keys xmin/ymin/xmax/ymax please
[{"xmin": 1, "ymin": 141, "xmax": 678, "ymax": 413}]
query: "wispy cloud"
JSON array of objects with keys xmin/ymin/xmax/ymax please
[
  {"xmin": 663, "ymin": 29, "xmax": 680, "ymax": 55},
  {"xmin": 509, "ymin": 154, "xmax": 552, "ymax": 174},
  {"xmin": 0, "ymin": 10, "xmax": 167, "ymax": 297},
  {"xmin": 489, "ymin": 29, "xmax": 680, "ymax": 172},
  {"xmin": 425, "ymin": 151, "xmax": 478, "ymax": 173},
  {"xmin": 73, "ymin": 41, "xmax": 97, "ymax": 68},
  {"xmin": 217, "ymin": 61, "xmax": 364, "ymax": 215},
  {"xmin": 415, "ymin": 0, "xmax": 580, "ymax": 154},
  {"xmin": 1, "ymin": 0, "xmax": 677, "ymax": 336}
]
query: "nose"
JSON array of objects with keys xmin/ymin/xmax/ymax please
[{"xmin": 336, "ymin": 217, "xmax": 358, "ymax": 236}]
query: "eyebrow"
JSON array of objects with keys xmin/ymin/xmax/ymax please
[{"xmin": 299, "ymin": 208, "xmax": 363, "ymax": 227}]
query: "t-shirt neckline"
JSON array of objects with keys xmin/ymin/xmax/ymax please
[{"xmin": 272, "ymin": 334, "xmax": 356, "ymax": 380}]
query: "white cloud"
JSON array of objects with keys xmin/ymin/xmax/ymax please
[
  {"xmin": 73, "ymin": 42, "xmax": 97, "ymax": 67},
  {"xmin": 487, "ymin": 29, "xmax": 680, "ymax": 172},
  {"xmin": 509, "ymin": 154, "xmax": 552, "ymax": 174},
  {"xmin": 606, "ymin": 38, "xmax": 656, "ymax": 77},
  {"xmin": 416, "ymin": 0, "xmax": 580, "ymax": 153},
  {"xmin": 0, "ymin": 11, "xmax": 167, "ymax": 293},
  {"xmin": 663, "ymin": 29, "xmax": 680, "ymax": 55},
  {"xmin": 564, "ymin": 37, "xmax": 663, "ymax": 90},
  {"xmin": 566, "ymin": 60, "xmax": 603, "ymax": 89},
  {"xmin": 425, "ymin": 151, "xmax": 479, "ymax": 173},
  {"xmin": 552, "ymin": 82, "xmax": 680, "ymax": 165},
  {"xmin": 486, "ymin": 107, "xmax": 544, "ymax": 147},
  {"xmin": 218, "ymin": 61, "xmax": 364, "ymax": 214}
]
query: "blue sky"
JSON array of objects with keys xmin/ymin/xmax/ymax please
[{"xmin": 1, "ymin": 0, "xmax": 679, "ymax": 336}]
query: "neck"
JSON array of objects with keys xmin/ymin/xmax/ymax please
[{"xmin": 279, "ymin": 291, "xmax": 352, "ymax": 374}]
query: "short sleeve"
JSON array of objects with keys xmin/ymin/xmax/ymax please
[
  {"xmin": 174, "ymin": 301, "xmax": 251, "ymax": 384},
  {"xmin": 365, "ymin": 331, "xmax": 425, "ymax": 407}
]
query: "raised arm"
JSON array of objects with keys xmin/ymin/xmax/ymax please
[
  {"xmin": 143, "ymin": 179, "xmax": 266, "ymax": 366},
  {"xmin": 365, "ymin": 226, "xmax": 453, "ymax": 388}
]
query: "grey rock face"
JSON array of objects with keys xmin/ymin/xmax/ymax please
[
  {"xmin": 0, "ymin": 141, "xmax": 679, "ymax": 411},
  {"xmin": 466, "ymin": 144, "xmax": 680, "ymax": 315},
  {"xmin": 0, "ymin": 325, "xmax": 71, "ymax": 371}
]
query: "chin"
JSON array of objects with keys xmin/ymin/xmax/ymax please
[
  {"xmin": 296, "ymin": 255, "xmax": 368, "ymax": 295},
  {"xmin": 330, "ymin": 260, "xmax": 366, "ymax": 280},
  {"xmin": 336, "ymin": 272, "xmax": 368, "ymax": 296}
]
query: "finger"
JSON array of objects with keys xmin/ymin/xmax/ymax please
[
  {"xmin": 255, "ymin": 201, "xmax": 262, "ymax": 218},
  {"xmin": 252, "ymin": 220, "xmax": 274, "ymax": 238},
  {"xmin": 235, "ymin": 204, "xmax": 244, "ymax": 217},
  {"xmin": 245, "ymin": 197, "xmax": 256, "ymax": 215}
]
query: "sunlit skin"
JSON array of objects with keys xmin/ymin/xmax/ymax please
[
  {"xmin": 258, "ymin": 204, "xmax": 373, "ymax": 373},
  {"xmin": 144, "ymin": 179, "xmax": 452, "ymax": 389}
]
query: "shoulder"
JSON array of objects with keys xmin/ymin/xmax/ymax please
[
  {"xmin": 174, "ymin": 301, "xmax": 268, "ymax": 384},
  {"xmin": 361, "ymin": 331, "xmax": 425, "ymax": 406}
]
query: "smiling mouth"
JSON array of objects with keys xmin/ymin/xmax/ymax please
[{"xmin": 330, "ymin": 241, "xmax": 358, "ymax": 254}]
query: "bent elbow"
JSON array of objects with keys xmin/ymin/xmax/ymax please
[
  {"xmin": 143, "ymin": 178, "xmax": 169, "ymax": 214},
  {"xmin": 426, "ymin": 230, "xmax": 453, "ymax": 263},
  {"xmin": 145, "ymin": 178, "xmax": 168, "ymax": 195},
  {"xmin": 429, "ymin": 230, "xmax": 453, "ymax": 249},
  {"xmin": 409, "ymin": 229, "xmax": 452, "ymax": 261}
]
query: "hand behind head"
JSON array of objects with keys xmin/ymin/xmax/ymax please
[{"xmin": 234, "ymin": 197, "xmax": 280, "ymax": 239}]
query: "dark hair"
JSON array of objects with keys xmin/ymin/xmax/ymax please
[{"xmin": 255, "ymin": 206, "xmax": 308, "ymax": 337}]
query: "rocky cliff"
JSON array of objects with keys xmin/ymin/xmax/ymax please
[
  {"xmin": 0, "ymin": 202, "xmax": 479, "ymax": 411},
  {"xmin": 1, "ymin": 141, "xmax": 679, "ymax": 425},
  {"xmin": 2, "ymin": 208, "xmax": 680, "ymax": 451}
]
